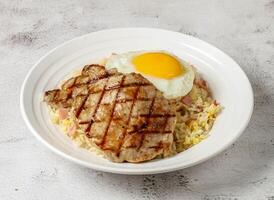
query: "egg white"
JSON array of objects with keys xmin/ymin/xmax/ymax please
[{"xmin": 105, "ymin": 51, "xmax": 195, "ymax": 99}]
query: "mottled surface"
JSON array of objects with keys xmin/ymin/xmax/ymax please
[{"xmin": 0, "ymin": 0, "xmax": 273, "ymax": 199}]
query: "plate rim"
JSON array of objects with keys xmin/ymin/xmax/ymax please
[{"xmin": 20, "ymin": 27, "xmax": 254, "ymax": 174}]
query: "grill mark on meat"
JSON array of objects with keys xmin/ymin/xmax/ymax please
[
  {"xmin": 85, "ymin": 76, "xmax": 110, "ymax": 134},
  {"xmin": 148, "ymin": 93, "xmax": 157, "ymax": 118},
  {"xmin": 79, "ymin": 121, "xmax": 90, "ymax": 124},
  {"xmin": 115, "ymin": 86, "xmax": 141, "ymax": 155},
  {"xmin": 149, "ymin": 142, "xmax": 164, "ymax": 150},
  {"xmin": 105, "ymin": 83, "xmax": 150, "ymax": 90},
  {"xmin": 135, "ymin": 97, "xmax": 151, "ymax": 101},
  {"xmin": 65, "ymin": 78, "xmax": 76, "ymax": 100},
  {"xmin": 66, "ymin": 79, "xmax": 149, "ymax": 93},
  {"xmin": 75, "ymin": 95, "xmax": 89, "ymax": 118},
  {"xmin": 84, "ymin": 119, "xmax": 93, "ymax": 134},
  {"xmin": 89, "ymin": 74, "xmax": 110, "ymax": 84},
  {"xmin": 100, "ymin": 83, "xmax": 150, "ymax": 92},
  {"xmin": 66, "ymin": 88, "xmax": 73, "ymax": 100},
  {"xmin": 137, "ymin": 91, "xmax": 157, "ymax": 150},
  {"xmin": 53, "ymin": 90, "xmax": 59, "ymax": 99},
  {"xmin": 139, "ymin": 114, "xmax": 176, "ymax": 118},
  {"xmin": 99, "ymin": 75, "xmax": 126, "ymax": 147}
]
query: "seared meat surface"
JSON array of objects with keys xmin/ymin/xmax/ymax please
[{"xmin": 44, "ymin": 65, "xmax": 177, "ymax": 162}]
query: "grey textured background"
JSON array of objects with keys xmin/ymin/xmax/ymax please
[{"xmin": 0, "ymin": 0, "xmax": 274, "ymax": 199}]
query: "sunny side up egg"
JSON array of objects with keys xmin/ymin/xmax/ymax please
[{"xmin": 105, "ymin": 51, "xmax": 195, "ymax": 99}]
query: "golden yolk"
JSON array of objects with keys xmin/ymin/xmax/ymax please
[{"xmin": 132, "ymin": 52, "xmax": 184, "ymax": 79}]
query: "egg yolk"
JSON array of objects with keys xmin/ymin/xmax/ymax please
[{"xmin": 132, "ymin": 52, "xmax": 184, "ymax": 79}]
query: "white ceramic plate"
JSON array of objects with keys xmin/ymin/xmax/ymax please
[{"xmin": 20, "ymin": 28, "xmax": 253, "ymax": 174}]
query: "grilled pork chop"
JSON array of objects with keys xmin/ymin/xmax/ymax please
[{"xmin": 44, "ymin": 64, "xmax": 177, "ymax": 162}]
